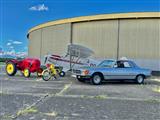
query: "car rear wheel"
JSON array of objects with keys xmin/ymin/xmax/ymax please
[
  {"xmin": 136, "ymin": 75, "xmax": 144, "ymax": 84},
  {"xmin": 6, "ymin": 62, "xmax": 17, "ymax": 76},
  {"xmin": 91, "ymin": 73, "xmax": 103, "ymax": 85},
  {"xmin": 23, "ymin": 69, "xmax": 31, "ymax": 78}
]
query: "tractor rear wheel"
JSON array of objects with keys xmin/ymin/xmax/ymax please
[{"xmin": 6, "ymin": 62, "xmax": 17, "ymax": 76}]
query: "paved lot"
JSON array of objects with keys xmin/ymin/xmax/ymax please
[{"xmin": 0, "ymin": 66, "xmax": 160, "ymax": 120}]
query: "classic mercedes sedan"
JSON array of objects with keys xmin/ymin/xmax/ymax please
[{"xmin": 74, "ymin": 60, "xmax": 152, "ymax": 85}]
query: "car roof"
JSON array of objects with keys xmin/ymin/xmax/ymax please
[
  {"xmin": 103, "ymin": 59, "xmax": 132, "ymax": 62},
  {"xmin": 102, "ymin": 59, "xmax": 116, "ymax": 61},
  {"xmin": 117, "ymin": 60, "xmax": 133, "ymax": 62},
  {"xmin": 102, "ymin": 59, "xmax": 134, "ymax": 63}
]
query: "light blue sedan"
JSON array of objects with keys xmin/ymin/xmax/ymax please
[{"xmin": 74, "ymin": 60, "xmax": 152, "ymax": 85}]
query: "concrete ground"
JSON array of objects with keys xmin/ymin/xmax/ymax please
[{"xmin": 0, "ymin": 66, "xmax": 160, "ymax": 120}]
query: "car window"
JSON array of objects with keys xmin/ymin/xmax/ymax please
[
  {"xmin": 116, "ymin": 61, "xmax": 132, "ymax": 68},
  {"xmin": 117, "ymin": 61, "xmax": 124, "ymax": 68},
  {"xmin": 123, "ymin": 62, "xmax": 131, "ymax": 68},
  {"xmin": 98, "ymin": 60, "xmax": 115, "ymax": 68}
]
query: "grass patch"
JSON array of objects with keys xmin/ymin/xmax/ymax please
[
  {"xmin": 43, "ymin": 111, "xmax": 58, "ymax": 117},
  {"xmin": 94, "ymin": 95, "xmax": 107, "ymax": 99},
  {"xmin": 0, "ymin": 62, "xmax": 5, "ymax": 65},
  {"xmin": 152, "ymin": 86, "xmax": 160, "ymax": 93},
  {"xmin": 16, "ymin": 107, "xmax": 38, "ymax": 116},
  {"xmin": 0, "ymin": 91, "xmax": 7, "ymax": 96},
  {"xmin": 145, "ymin": 99, "xmax": 160, "ymax": 103},
  {"xmin": 80, "ymin": 95, "xmax": 92, "ymax": 99},
  {"xmin": 80, "ymin": 95, "xmax": 107, "ymax": 99},
  {"xmin": 1, "ymin": 114, "xmax": 13, "ymax": 120},
  {"xmin": 56, "ymin": 83, "xmax": 72, "ymax": 96}
]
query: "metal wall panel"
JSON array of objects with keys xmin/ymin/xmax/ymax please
[
  {"xmin": 28, "ymin": 18, "xmax": 160, "ymax": 71},
  {"xmin": 41, "ymin": 23, "xmax": 71, "ymax": 57},
  {"xmin": 28, "ymin": 29, "xmax": 42, "ymax": 58},
  {"xmin": 119, "ymin": 19, "xmax": 160, "ymax": 71},
  {"xmin": 72, "ymin": 20, "xmax": 118, "ymax": 59}
]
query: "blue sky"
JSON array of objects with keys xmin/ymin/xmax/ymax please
[{"xmin": 0, "ymin": 0, "xmax": 159, "ymax": 54}]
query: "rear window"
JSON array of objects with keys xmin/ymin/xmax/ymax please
[{"xmin": 123, "ymin": 62, "xmax": 131, "ymax": 68}]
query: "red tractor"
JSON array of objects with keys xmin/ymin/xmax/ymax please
[{"xmin": 5, "ymin": 58, "xmax": 43, "ymax": 78}]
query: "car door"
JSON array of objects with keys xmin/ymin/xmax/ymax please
[
  {"xmin": 105, "ymin": 67, "xmax": 130, "ymax": 79},
  {"xmin": 123, "ymin": 61, "xmax": 138, "ymax": 79},
  {"xmin": 106, "ymin": 61, "xmax": 136, "ymax": 80}
]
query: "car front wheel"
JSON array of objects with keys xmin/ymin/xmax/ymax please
[
  {"xmin": 136, "ymin": 75, "xmax": 144, "ymax": 84},
  {"xmin": 91, "ymin": 73, "xmax": 103, "ymax": 85}
]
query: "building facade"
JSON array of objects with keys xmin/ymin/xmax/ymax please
[{"xmin": 27, "ymin": 12, "xmax": 160, "ymax": 71}]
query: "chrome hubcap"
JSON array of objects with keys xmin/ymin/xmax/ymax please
[
  {"xmin": 137, "ymin": 76, "xmax": 143, "ymax": 83},
  {"xmin": 93, "ymin": 75, "xmax": 101, "ymax": 84}
]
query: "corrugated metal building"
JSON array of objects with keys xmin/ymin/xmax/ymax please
[{"xmin": 27, "ymin": 12, "xmax": 160, "ymax": 72}]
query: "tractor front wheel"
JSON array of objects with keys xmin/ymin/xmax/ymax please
[
  {"xmin": 6, "ymin": 62, "xmax": 17, "ymax": 76},
  {"xmin": 23, "ymin": 69, "xmax": 31, "ymax": 78}
]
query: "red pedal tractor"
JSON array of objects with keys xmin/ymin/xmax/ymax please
[{"xmin": 5, "ymin": 58, "xmax": 43, "ymax": 78}]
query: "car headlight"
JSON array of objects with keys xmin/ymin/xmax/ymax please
[{"xmin": 82, "ymin": 70, "xmax": 89, "ymax": 75}]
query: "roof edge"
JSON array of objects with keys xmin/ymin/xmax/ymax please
[{"xmin": 28, "ymin": 12, "xmax": 160, "ymax": 35}]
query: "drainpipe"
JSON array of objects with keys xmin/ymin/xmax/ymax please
[
  {"xmin": 70, "ymin": 23, "xmax": 73, "ymax": 71},
  {"xmin": 117, "ymin": 19, "xmax": 120, "ymax": 60}
]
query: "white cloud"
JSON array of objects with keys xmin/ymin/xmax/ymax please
[
  {"xmin": 29, "ymin": 4, "xmax": 49, "ymax": 11},
  {"xmin": 9, "ymin": 46, "xmax": 14, "ymax": 49},
  {"xmin": 1, "ymin": 50, "xmax": 28, "ymax": 58},
  {"xmin": 16, "ymin": 52, "xmax": 28, "ymax": 57},
  {"xmin": 7, "ymin": 42, "xmax": 12, "ymax": 46},
  {"xmin": 7, "ymin": 49, "xmax": 16, "ymax": 55},
  {"xmin": 12, "ymin": 41, "xmax": 22, "ymax": 45}
]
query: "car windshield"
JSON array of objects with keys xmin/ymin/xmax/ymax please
[{"xmin": 98, "ymin": 60, "xmax": 115, "ymax": 68}]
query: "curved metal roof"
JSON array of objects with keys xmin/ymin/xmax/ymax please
[{"xmin": 28, "ymin": 12, "xmax": 160, "ymax": 35}]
